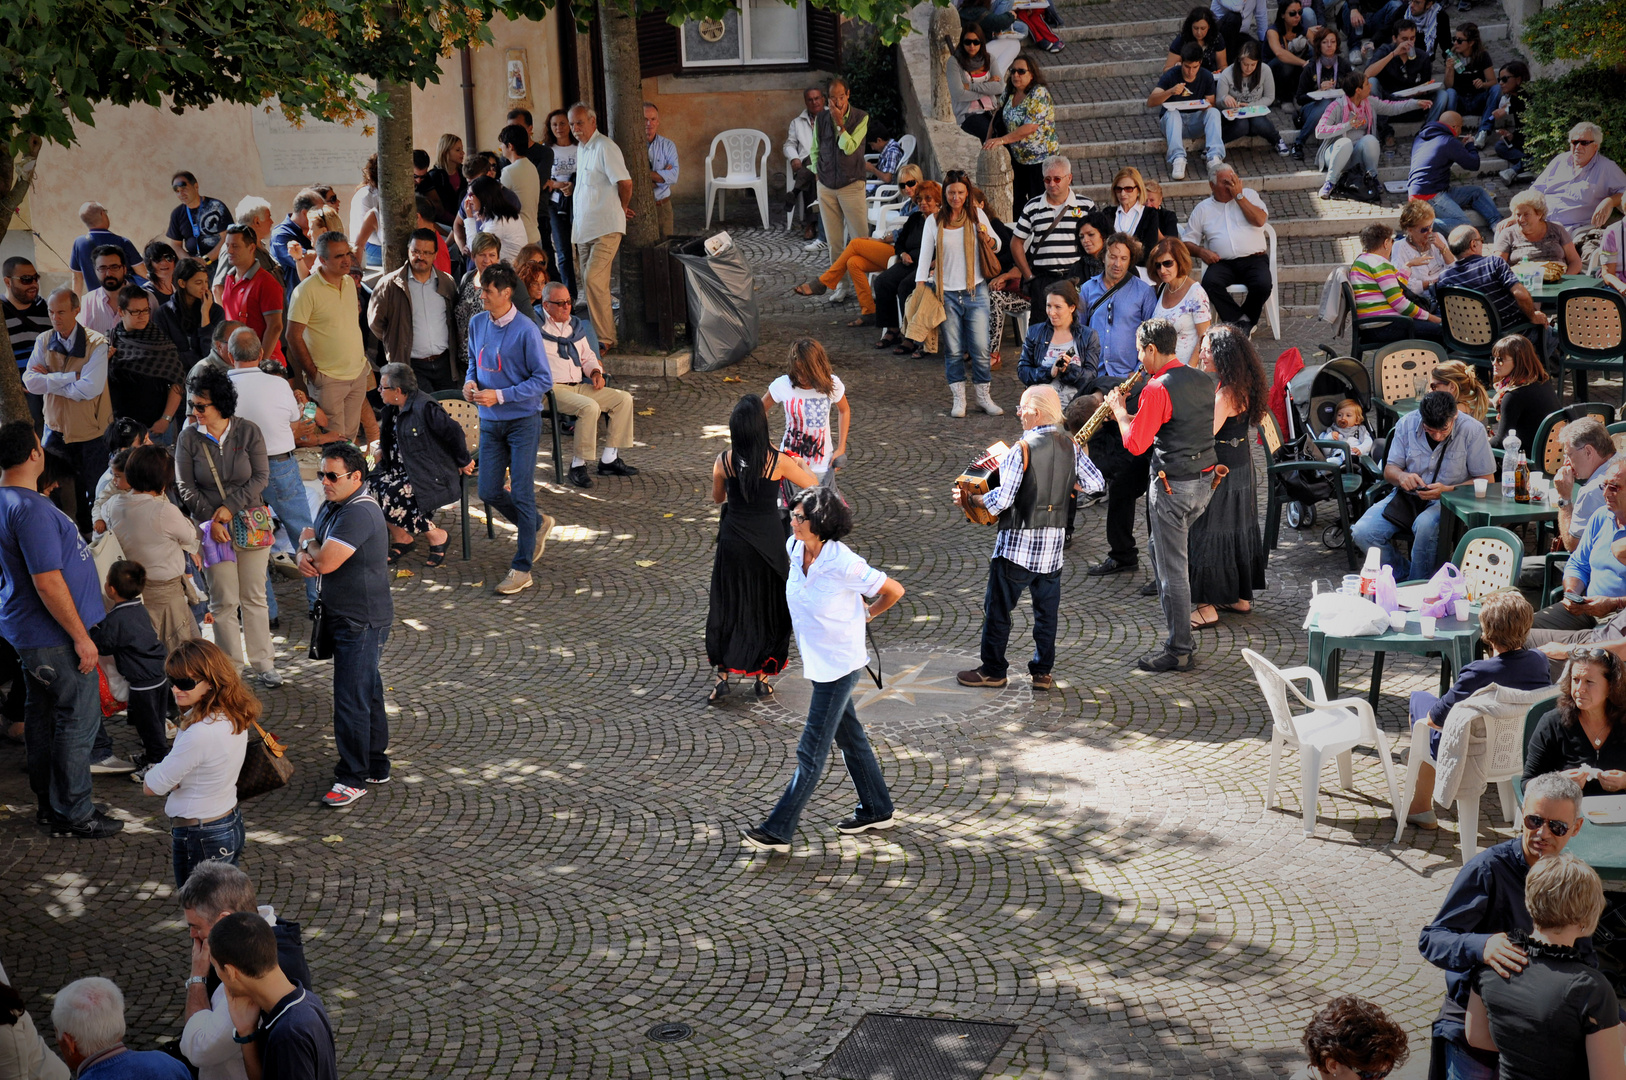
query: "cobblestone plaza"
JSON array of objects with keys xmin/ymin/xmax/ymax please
[{"xmin": 1, "ymin": 228, "xmax": 1497, "ymax": 1078}]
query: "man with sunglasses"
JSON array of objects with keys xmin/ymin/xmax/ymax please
[
  {"xmin": 1010, "ymin": 155, "xmax": 1096, "ymax": 318},
  {"xmin": 287, "ymin": 233, "xmax": 367, "ymax": 441},
  {"xmin": 1418, "ymin": 772, "xmax": 1595, "ymax": 1080},
  {"xmin": 535, "ymin": 281, "xmax": 637, "ymax": 489},
  {"xmin": 162, "ymin": 171, "xmax": 230, "ymax": 265},
  {"xmin": 1525, "ymin": 121, "xmax": 1626, "ymax": 265},
  {"xmin": 3, "ymin": 257, "xmax": 48, "ymax": 430}
]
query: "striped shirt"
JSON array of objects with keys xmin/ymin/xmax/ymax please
[
  {"xmin": 981, "ymin": 426, "xmax": 1106, "ymax": 573},
  {"xmin": 1349, "ymin": 252, "xmax": 1421, "ymax": 321},
  {"xmin": 2, "ymin": 297, "xmax": 49, "ymax": 370},
  {"xmin": 1011, "ymin": 193, "xmax": 1097, "ymax": 275},
  {"xmin": 1433, "ymin": 253, "xmax": 1523, "ymax": 330}
]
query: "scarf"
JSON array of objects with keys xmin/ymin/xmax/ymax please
[
  {"xmin": 48, "ymin": 326, "xmax": 86, "ymax": 358},
  {"xmin": 109, "ymin": 323, "xmax": 184, "ymax": 385}
]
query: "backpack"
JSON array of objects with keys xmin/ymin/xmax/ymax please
[{"xmin": 1335, "ymin": 164, "xmax": 1383, "ymax": 205}]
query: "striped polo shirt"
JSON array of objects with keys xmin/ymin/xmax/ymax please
[
  {"xmin": 1011, "ymin": 192, "xmax": 1097, "ymax": 275},
  {"xmin": 2, "ymin": 297, "xmax": 49, "ymax": 370}
]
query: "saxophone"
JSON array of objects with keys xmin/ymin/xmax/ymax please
[{"xmin": 1073, "ymin": 365, "xmax": 1144, "ymax": 447}]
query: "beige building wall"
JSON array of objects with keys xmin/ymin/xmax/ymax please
[{"xmin": 21, "ymin": 12, "xmax": 565, "ymax": 276}]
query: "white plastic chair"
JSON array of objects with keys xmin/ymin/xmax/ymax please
[
  {"xmin": 897, "ymin": 133, "xmax": 917, "ymax": 170},
  {"xmin": 1219, "ymin": 222, "xmax": 1281, "ymax": 341},
  {"xmin": 705, "ymin": 129, "xmax": 771, "ymax": 230},
  {"xmin": 1242, "ymin": 649, "xmax": 1404, "ymax": 837}
]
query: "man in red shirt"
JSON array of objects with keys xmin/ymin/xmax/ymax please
[
  {"xmin": 1107, "ymin": 318, "xmax": 1218, "ymax": 673},
  {"xmin": 218, "ymin": 225, "xmax": 284, "ymax": 363}
]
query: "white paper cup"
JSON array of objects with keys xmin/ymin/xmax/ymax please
[
  {"xmin": 1454, "ymin": 598, "xmax": 1469, "ymax": 621},
  {"xmin": 1530, "ymin": 471, "xmax": 1545, "ymax": 488},
  {"xmin": 1419, "ymin": 615, "xmax": 1437, "ymax": 638},
  {"xmin": 1389, "ymin": 612, "xmax": 1407, "ymax": 631},
  {"xmin": 1473, "ymin": 478, "xmax": 1488, "ymax": 498}
]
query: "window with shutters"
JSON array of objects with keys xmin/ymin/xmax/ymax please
[{"xmin": 675, "ymin": 0, "xmax": 821, "ymax": 68}]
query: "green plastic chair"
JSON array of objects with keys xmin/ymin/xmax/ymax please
[
  {"xmin": 1555, "ymin": 287, "xmax": 1626, "ymax": 403},
  {"xmin": 1260, "ymin": 412, "xmax": 1361, "ymax": 571}
]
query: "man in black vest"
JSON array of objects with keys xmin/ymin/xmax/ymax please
[
  {"xmin": 1107, "ymin": 318, "xmax": 1218, "ymax": 673},
  {"xmin": 953, "ymin": 386, "xmax": 1105, "ymax": 691}
]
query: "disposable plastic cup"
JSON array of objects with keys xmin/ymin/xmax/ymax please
[
  {"xmin": 1455, "ymin": 598, "xmax": 1469, "ymax": 621},
  {"xmin": 1473, "ymin": 478, "xmax": 1488, "ymax": 498},
  {"xmin": 1342, "ymin": 573, "xmax": 1362, "ymax": 593},
  {"xmin": 1389, "ymin": 612, "xmax": 1407, "ymax": 631},
  {"xmin": 1419, "ymin": 615, "xmax": 1437, "ymax": 638}
]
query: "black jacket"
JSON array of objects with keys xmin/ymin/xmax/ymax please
[
  {"xmin": 892, "ymin": 211, "xmax": 930, "ymax": 263},
  {"xmin": 157, "ymin": 292, "xmax": 220, "ymax": 373},
  {"xmin": 380, "ymin": 389, "xmax": 471, "ymax": 513}
]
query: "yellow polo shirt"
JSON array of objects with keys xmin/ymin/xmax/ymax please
[{"xmin": 288, "ymin": 271, "xmax": 366, "ymax": 381}]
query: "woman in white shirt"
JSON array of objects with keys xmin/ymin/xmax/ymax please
[
  {"xmin": 543, "ymin": 108, "xmax": 579, "ymax": 296},
  {"xmin": 1392, "ymin": 198, "xmax": 1455, "ymax": 298},
  {"xmin": 350, "ymin": 154, "xmax": 381, "ymax": 268},
  {"xmin": 458, "ymin": 176, "xmax": 529, "ymax": 264},
  {"xmin": 1147, "ymin": 237, "xmax": 1212, "ymax": 364},
  {"xmin": 915, "ymin": 172, "xmax": 1003, "ymax": 418},
  {"xmin": 142, "ymin": 640, "xmax": 254, "ymax": 887},
  {"xmin": 740, "ymin": 488, "xmax": 905, "ymax": 854}
]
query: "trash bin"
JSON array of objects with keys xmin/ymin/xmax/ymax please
[
  {"xmin": 642, "ymin": 235, "xmax": 694, "ymax": 353},
  {"xmin": 673, "ymin": 234, "xmax": 759, "ymax": 371}
]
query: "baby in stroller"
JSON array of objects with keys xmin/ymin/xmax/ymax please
[{"xmin": 1319, "ymin": 398, "xmax": 1375, "ymax": 465}]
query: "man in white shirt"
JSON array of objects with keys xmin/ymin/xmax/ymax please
[
  {"xmin": 1180, "ymin": 164, "xmax": 1272, "ymax": 333},
  {"xmin": 224, "ymin": 326, "xmax": 317, "ymax": 611},
  {"xmin": 537, "ymin": 281, "xmax": 638, "ymax": 489},
  {"xmin": 783, "ymin": 86, "xmax": 825, "ymax": 241},
  {"xmin": 498, "ymin": 124, "xmax": 544, "ymax": 246},
  {"xmin": 366, "ymin": 229, "xmax": 459, "ymax": 391},
  {"xmin": 568, "ymin": 104, "xmax": 633, "ymax": 352}
]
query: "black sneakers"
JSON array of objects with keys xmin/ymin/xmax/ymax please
[
  {"xmin": 739, "ymin": 826, "xmax": 790, "ymax": 853},
  {"xmin": 1137, "ymin": 651, "xmax": 1196, "ymax": 673},
  {"xmin": 837, "ymin": 814, "xmax": 896, "ymax": 835},
  {"xmin": 52, "ymin": 810, "xmax": 124, "ymax": 839}
]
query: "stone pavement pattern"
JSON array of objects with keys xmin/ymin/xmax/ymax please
[{"xmin": 0, "ymin": 220, "xmax": 1512, "ymax": 1078}]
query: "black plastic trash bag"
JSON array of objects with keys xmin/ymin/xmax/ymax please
[{"xmin": 673, "ymin": 237, "xmax": 759, "ymax": 371}]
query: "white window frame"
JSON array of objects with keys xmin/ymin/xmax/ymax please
[{"xmin": 680, "ymin": 0, "xmax": 809, "ymax": 68}]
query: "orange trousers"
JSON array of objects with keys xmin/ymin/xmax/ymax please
[{"xmin": 817, "ymin": 238, "xmax": 892, "ymax": 315}]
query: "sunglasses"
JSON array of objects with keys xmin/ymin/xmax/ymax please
[
  {"xmin": 1573, "ymin": 139, "xmax": 1597, "ymax": 147},
  {"xmin": 901, "ymin": 180, "xmax": 917, "ymax": 189},
  {"xmin": 1154, "ymin": 259, "xmax": 1176, "ymax": 269},
  {"xmin": 1113, "ymin": 185, "xmax": 1138, "ymax": 193},
  {"xmin": 543, "ymin": 298, "xmax": 572, "ymax": 306},
  {"xmin": 960, "ymin": 37, "xmax": 983, "ymax": 46},
  {"xmin": 170, "ymin": 675, "xmax": 199, "ymax": 692},
  {"xmin": 10, "ymin": 274, "xmax": 40, "ymax": 284},
  {"xmin": 1452, "ymin": 35, "xmax": 1467, "ymax": 42},
  {"xmin": 318, "ymin": 470, "xmax": 356, "ymax": 482},
  {"xmin": 1524, "ymin": 813, "xmax": 1573, "ymax": 837},
  {"xmin": 1499, "ymin": 74, "xmax": 1516, "ymax": 81},
  {"xmin": 1010, "ymin": 67, "xmax": 1031, "ymax": 74},
  {"xmin": 188, "ymin": 399, "xmax": 212, "ymax": 413},
  {"xmin": 1355, "ymin": 1068, "xmax": 1393, "ymax": 1080},
  {"xmin": 172, "ymin": 183, "xmax": 189, "ymax": 192}
]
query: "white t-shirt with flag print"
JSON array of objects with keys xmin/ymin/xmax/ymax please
[{"xmin": 768, "ymin": 374, "xmax": 845, "ymax": 474}]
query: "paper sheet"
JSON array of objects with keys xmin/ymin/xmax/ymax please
[{"xmin": 1583, "ymin": 795, "xmax": 1626, "ymax": 826}]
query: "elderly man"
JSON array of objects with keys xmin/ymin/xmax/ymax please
[
  {"xmin": 645, "ymin": 103, "xmax": 679, "ymax": 240},
  {"xmin": 164, "ymin": 171, "xmax": 231, "ymax": 263},
  {"xmin": 287, "ymin": 232, "xmax": 367, "ymax": 441},
  {"xmin": 52, "ymin": 978, "xmax": 187, "ymax": 1080},
  {"xmin": 813, "ymin": 77, "xmax": 872, "ymax": 257},
  {"xmin": 4, "ymin": 257, "xmax": 48, "ymax": 428},
  {"xmin": 68, "ymin": 202, "xmax": 144, "ymax": 295},
  {"xmin": 1351, "ymin": 222, "xmax": 1445, "ymax": 344},
  {"xmin": 784, "ymin": 86, "xmax": 827, "ymax": 243},
  {"xmin": 568, "ymin": 104, "xmax": 633, "ymax": 352},
  {"xmin": 23, "ymin": 289, "xmax": 113, "ymax": 532},
  {"xmin": 1527, "ymin": 456, "xmax": 1626, "ymax": 632},
  {"xmin": 190, "ymin": 320, "xmax": 241, "ymax": 384},
  {"xmin": 536, "ymin": 281, "xmax": 638, "ymax": 489},
  {"xmin": 80, "ymin": 245, "xmax": 144, "ymax": 338},
  {"xmin": 1528, "ymin": 121, "xmax": 1625, "ymax": 259},
  {"xmin": 954, "ymin": 385, "xmax": 1105, "ymax": 692},
  {"xmin": 1418, "ymin": 773, "xmax": 1594, "ymax": 1080},
  {"xmin": 176, "ymin": 862, "xmax": 315, "ymax": 1080},
  {"xmin": 1407, "ymin": 112, "xmax": 1501, "ymax": 231},
  {"xmin": 1010, "ymin": 155, "xmax": 1097, "ymax": 318},
  {"xmin": 219, "ymin": 225, "xmax": 285, "ymax": 364},
  {"xmin": 1182, "ymin": 165, "xmax": 1272, "ymax": 332},
  {"xmin": 1148, "ymin": 44, "xmax": 1224, "ymax": 181},
  {"xmin": 1552, "ymin": 418, "xmax": 1625, "ymax": 553},
  {"xmin": 1351, "ymin": 390, "xmax": 1495, "ymax": 580},
  {"xmin": 367, "ymin": 228, "xmax": 459, "ymax": 392},
  {"xmin": 1432, "ymin": 225, "xmax": 1548, "ymax": 343}
]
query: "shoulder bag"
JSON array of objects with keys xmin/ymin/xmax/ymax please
[
  {"xmin": 237, "ymin": 719, "xmax": 294, "ymax": 801},
  {"xmin": 308, "ymin": 579, "xmax": 335, "ymax": 661},
  {"xmin": 200, "ymin": 441, "xmax": 275, "ymax": 549},
  {"xmin": 1381, "ymin": 427, "xmax": 1455, "ymax": 537}
]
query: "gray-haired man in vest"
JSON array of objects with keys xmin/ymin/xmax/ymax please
[
  {"xmin": 1107, "ymin": 318, "xmax": 1218, "ymax": 672},
  {"xmin": 953, "ymin": 385, "xmax": 1105, "ymax": 692},
  {"xmin": 22, "ymin": 288, "xmax": 113, "ymax": 535}
]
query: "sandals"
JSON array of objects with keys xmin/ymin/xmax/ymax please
[
  {"xmin": 892, "ymin": 339, "xmax": 918, "ymax": 355},
  {"xmin": 425, "ymin": 541, "xmax": 449, "ymax": 568},
  {"xmin": 903, "ymin": 343, "xmax": 927, "ymax": 359},
  {"xmin": 847, "ymin": 314, "xmax": 875, "ymax": 327},
  {"xmin": 793, "ymin": 282, "xmax": 829, "ymax": 297},
  {"xmin": 1190, "ymin": 605, "xmax": 1221, "ymax": 631},
  {"xmin": 1216, "ymin": 601, "xmax": 1252, "ymax": 614},
  {"xmin": 708, "ymin": 676, "xmax": 731, "ymax": 705},
  {"xmin": 387, "ymin": 539, "xmax": 417, "ymax": 566},
  {"xmin": 754, "ymin": 678, "xmax": 775, "ymax": 700},
  {"xmin": 876, "ymin": 331, "xmax": 902, "ymax": 349},
  {"xmin": 990, "ymin": 350, "xmax": 1002, "ymax": 369}
]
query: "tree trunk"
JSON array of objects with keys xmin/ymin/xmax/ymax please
[
  {"xmin": 0, "ymin": 139, "xmax": 43, "ymax": 424},
  {"xmin": 376, "ymin": 78, "xmax": 416, "ymax": 273},
  {"xmin": 599, "ymin": 0, "xmax": 660, "ymax": 351},
  {"xmin": 931, "ymin": 5, "xmax": 960, "ymax": 124}
]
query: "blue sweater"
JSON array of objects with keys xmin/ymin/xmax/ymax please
[
  {"xmin": 464, "ymin": 310, "xmax": 552, "ymax": 420},
  {"xmin": 1407, "ymin": 120, "xmax": 1483, "ymax": 198},
  {"xmin": 1425, "ymin": 647, "xmax": 1551, "ymax": 726}
]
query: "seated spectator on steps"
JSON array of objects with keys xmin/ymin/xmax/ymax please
[
  {"xmin": 1530, "ymin": 458, "xmax": 1626, "ymax": 633},
  {"xmin": 1348, "ymin": 222, "xmax": 1445, "ymax": 343},
  {"xmin": 1206, "ymin": 0, "xmax": 1266, "ymax": 62},
  {"xmin": 1493, "ymin": 189, "xmax": 1583, "ymax": 275},
  {"xmin": 1316, "ymin": 73, "xmax": 1426, "ymax": 199},
  {"xmin": 1527, "ymin": 120, "xmax": 1626, "ymax": 263},
  {"xmin": 1216, "ymin": 42, "xmax": 1293, "ymax": 155},
  {"xmin": 51, "ymin": 978, "xmax": 188, "ymax": 1080},
  {"xmin": 1147, "ymin": 43, "xmax": 1225, "ymax": 181},
  {"xmin": 1439, "ymin": 22, "xmax": 1494, "ymax": 129},
  {"xmin": 1432, "ymin": 225, "xmax": 1550, "ymax": 346},
  {"xmin": 1292, "ymin": 997, "xmax": 1408, "ymax": 1080},
  {"xmin": 1403, "ymin": 589, "xmax": 1550, "ymax": 828},
  {"xmin": 948, "ymin": 27, "xmax": 1006, "ymax": 141},
  {"xmin": 1365, "ymin": 19, "xmax": 1446, "ymax": 128},
  {"xmin": 1522, "ymin": 649, "xmax": 1626, "ymax": 796},
  {"xmin": 1264, "ymin": 0, "xmax": 1312, "ymax": 99},
  {"xmin": 1168, "ymin": 6, "xmax": 1228, "ymax": 73},
  {"xmin": 1407, "ymin": 111, "xmax": 1501, "ymax": 232},
  {"xmin": 1290, "ymin": 27, "xmax": 1351, "ymax": 160}
]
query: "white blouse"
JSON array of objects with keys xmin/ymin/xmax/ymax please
[
  {"xmin": 785, "ymin": 538, "xmax": 887, "ymax": 684},
  {"xmin": 1156, "ymin": 282, "xmax": 1212, "ymax": 365},
  {"xmin": 144, "ymin": 712, "xmax": 248, "ymax": 821},
  {"xmin": 1392, "ymin": 233, "xmax": 1449, "ymax": 290},
  {"xmin": 915, "ymin": 208, "xmax": 1001, "ymax": 292}
]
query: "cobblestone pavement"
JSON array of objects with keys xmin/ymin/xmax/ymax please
[{"xmin": 0, "ymin": 225, "xmax": 1506, "ymax": 1079}]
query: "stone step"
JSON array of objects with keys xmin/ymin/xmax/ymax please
[{"xmin": 1058, "ymin": 16, "xmax": 1182, "ymax": 42}]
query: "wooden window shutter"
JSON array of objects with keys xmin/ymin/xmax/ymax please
[
  {"xmin": 808, "ymin": 6, "xmax": 841, "ymax": 68},
  {"xmin": 638, "ymin": 11, "xmax": 682, "ymax": 78}
]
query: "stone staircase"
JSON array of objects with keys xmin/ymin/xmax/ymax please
[{"xmin": 1038, "ymin": 0, "xmax": 1529, "ymax": 321}]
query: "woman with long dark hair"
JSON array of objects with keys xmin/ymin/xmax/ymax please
[
  {"xmin": 1218, "ymin": 41, "xmax": 1293, "ymax": 154},
  {"xmin": 157, "ymin": 256, "xmax": 220, "ymax": 371},
  {"xmin": 1291, "ymin": 26, "xmax": 1351, "ymax": 159},
  {"xmin": 916, "ymin": 172, "xmax": 1003, "ymax": 416},
  {"xmin": 706, "ymin": 394, "xmax": 817, "ymax": 704},
  {"xmin": 983, "ymin": 55, "xmax": 1057, "ymax": 211},
  {"xmin": 1188, "ymin": 325, "xmax": 1268, "ymax": 629},
  {"xmin": 458, "ymin": 175, "xmax": 527, "ymax": 263},
  {"xmin": 1489, "ymin": 334, "xmax": 1558, "ymax": 451},
  {"xmin": 143, "ymin": 241, "xmax": 179, "ymax": 300},
  {"xmin": 1265, "ymin": 0, "xmax": 1310, "ymax": 99},
  {"xmin": 543, "ymin": 108, "xmax": 578, "ymax": 296},
  {"xmin": 1166, "ymin": 6, "xmax": 1226, "ymax": 71},
  {"xmin": 1525, "ymin": 649, "xmax": 1626, "ymax": 796},
  {"xmin": 948, "ymin": 25, "xmax": 1007, "ymax": 140}
]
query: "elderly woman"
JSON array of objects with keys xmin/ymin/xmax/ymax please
[
  {"xmin": 375, "ymin": 363, "xmax": 472, "ymax": 568},
  {"xmin": 1489, "ymin": 334, "xmax": 1558, "ymax": 450},
  {"xmin": 1109, "ymin": 167, "xmax": 1178, "ymax": 257},
  {"xmin": 740, "ymin": 486, "xmax": 905, "ymax": 854},
  {"xmin": 874, "ymin": 180, "xmax": 940, "ymax": 353},
  {"xmin": 984, "ymin": 55, "xmax": 1058, "ymax": 211},
  {"xmin": 1495, "ymin": 189, "xmax": 1584, "ymax": 274},
  {"xmin": 173, "ymin": 366, "xmax": 279, "ymax": 688},
  {"xmin": 1525, "ymin": 647, "xmax": 1626, "ymax": 796},
  {"xmin": 1392, "ymin": 198, "xmax": 1455, "ymax": 297}
]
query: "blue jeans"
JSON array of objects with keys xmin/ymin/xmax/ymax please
[
  {"xmin": 548, "ymin": 200, "xmax": 576, "ymax": 296},
  {"xmin": 478, "ymin": 413, "xmax": 542, "ymax": 573},
  {"xmin": 265, "ymin": 454, "xmax": 318, "ymax": 607},
  {"xmin": 1296, "ymin": 98, "xmax": 1332, "ymax": 148},
  {"xmin": 1351, "ymin": 491, "xmax": 1443, "ymax": 581},
  {"xmin": 761, "ymin": 667, "xmax": 893, "ymax": 842},
  {"xmin": 1440, "ymin": 86, "xmax": 1493, "ymax": 125},
  {"xmin": 980, "ymin": 557, "xmax": 1062, "ymax": 677},
  {"xmin": 20, "ymin": 643, "xmax": 101, "ymax": 826},
  {"xmin": 942, "ymin": 283, "xmax": 992, "ymax": 386},
  {"xmin": 1428, "ymin": 186, "xmax": 1501, "ymax": 232},
  {"xmin": 330, "ymin": 618, "xmax": 390, "ymax": 788},
  {"xmin": 1162, "ymin": 107, "xmax": 1225, "ymax": 166},
  {"xmin": 1445, "ymin": 1038, "xmax": 1498, "ymax": 1080},
  {"xmin": 171, "ymin": 806, "xmax": 244, "ymax": 888}
]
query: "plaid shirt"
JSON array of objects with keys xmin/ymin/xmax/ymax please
[
  {"xmin": 876, "ymin": 140, "xmax": 903, "ymax": 176},
  {"xmin": 982, "ymin": 426, "xmax": 1106, "ymax": 573}
]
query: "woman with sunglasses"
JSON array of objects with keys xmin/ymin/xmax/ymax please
[
  {"xmin": 1266, "ymin": 0, "xmax": 1311, "ymax": 100},
  {"xmin": 139, "ymin": 639, "xmax": 256, "ymax": 887},
  {"xmin": 173, "ymin": 365, "xmax": 280, "ymax": 688},
  {"xmin": 916, "ymin": 172, "xmax": 1003, "ymax": 417},
  {"xmin": 948, "ymin": 27, "xmax": 1007, "ymax": 141},
  {"xmin": 1109, "ymin": 168, "xmax": 1178, "ymax": 256},
  {"xmin": 1439, "ymin": 22, "xmax": 1494, "ymax": 121},
  {"xmin": 1293, "ymin": 995, "xmax": 1408, "ymax": 1080},
  {"xmin": 875, "ymin": 180, "xmax": 940, "ymax": 353},
  {"xmin": 984, "ymin": 55, "xmax": 1057, "ymax": 211},
  {"xmin": 1526, "ymin": 648, "xmax": 1626, "ymax": 796},
  {"xmin": 143, "ymin": 241, "xmax": 180, "ymax": 301},
  {"xmin": 1146, "ymin": 237, "xmax": 1210, "ymax": 365},
  {"xmin": 1290, "ymin": 27, "xmax": 1351, "ymax": 159}
]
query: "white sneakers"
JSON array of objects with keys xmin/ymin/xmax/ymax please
[
  {"xmin": 949, "ymin": 382, "xmax": 967, "ymax": 418},
  {"xmin": 1170, "ymin": 159, "xmax": 1187, "ymax": 181}
]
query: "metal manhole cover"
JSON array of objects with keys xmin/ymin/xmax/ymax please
[
  {"xmin": 647, "ymin": 1022, "xmax": 693, "ymax": 1043},
  {"xmin": 819, "ymin": 1013, "xmax": 1017, "ymax": 1080}
]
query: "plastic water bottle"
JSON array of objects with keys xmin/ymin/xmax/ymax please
[{"xmin": 1502, "ymin": 432, "xmax": 1521, "ymax": 498}]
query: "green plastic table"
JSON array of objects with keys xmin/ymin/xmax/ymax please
[
  {"xmin": 1438, "ymin": 486, "xmax": 1556, "ymax": 554},
  {"xmin": 1307, "ymin": 609, "xmax": 1481, "ymax": 711},
  {"xmin": 1527, "ymin": 274, "xmax": 1605, "ymax": 305}
]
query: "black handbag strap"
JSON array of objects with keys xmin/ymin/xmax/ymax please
[
  {"xmin": 1085, "ymin": 275, "xmax": 1131, "ymax": 324},
  {"xmin": 864, "ymin": 626, "xmax": 882, "ymax": 689}
]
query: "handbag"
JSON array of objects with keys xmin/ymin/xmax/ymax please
[
  {"xmin": 236, "ymin": 719, "xmax": 294, "ymax": 801},
  {"xmin": 308, "ymin": 584, "xmax": 336, "ymax": 661},
  {"xmin": 1382, "ymin": 428, "xmax": 1454, "ymax": 537},
  {"xmin": 200, "ymin": 442, "xmax": 275, "ymax": 549},
  {"xmin": 90, "ymin": 528, "xmax": 124, "ymax": 585}
]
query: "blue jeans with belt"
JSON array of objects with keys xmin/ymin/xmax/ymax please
[
  {"xmin": 20, "ymin": 643, "xmax": 101, "ymax": 826},
  {"xmin": 264, "ymin": 453, "xmax": 319, "ymax": 608},
  {"xmin": 478, "ymin": 413, "xmax": 542, "ymax": 573},
  {"xmin": 761, "ymin": 668, "xmax": 893, "ymax": 842},
  {"xmin": 171, "ymin": 806, "xmax": 245, "ymax": 887}
]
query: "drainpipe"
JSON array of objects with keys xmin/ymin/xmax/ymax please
[{"xmin": 460, "ymin": 48, "xmax": 477, "ymax": 152}]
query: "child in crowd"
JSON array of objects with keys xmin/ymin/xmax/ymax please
[
  {"xmin": 763, "ymin": 338, "xmax": 851, "ymax": 482},
  {"xmin": 1319, "ymin": 398, "xmax": 1373, "ymax": 464},
  {"xmin": 1294, "ymin": 995, "xmax": 1409, "ymax": 1079},
  {"xmin": 1467, "ymin": 853, "xmax": 1623, "ymax": 1079},
  {"xmin": 92, "ymin": 560, "xmax": 171, "ymax": 782},
  {"xmin": 90, "ymin": 417, "xmax": 149, "ymax": 534},
  {"xmin": 91, "ymin": 447, "xmax": 133, "ymax": 535}
]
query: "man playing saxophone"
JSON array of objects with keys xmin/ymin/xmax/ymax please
[{"xmin": 951, "ymin": 385, "xmax": 1105, "ymax": 692}]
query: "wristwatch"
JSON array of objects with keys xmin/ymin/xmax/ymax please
[{"xmin": 185, "ymin": 975, "xmax": 207, "ymax": 989}]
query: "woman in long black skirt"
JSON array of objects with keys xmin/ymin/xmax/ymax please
[
  {"xmin": 706, "ymin": 395, "xmax": 817, "ymax": 704},
  {"xmin": 1189, "ymin": 324, "xmax": 1269, "ymax": 630}
]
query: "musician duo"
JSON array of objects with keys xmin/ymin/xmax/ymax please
[{"xmin": 952, "ymin": 385, "xmax": 1105, "ymax": 692}]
